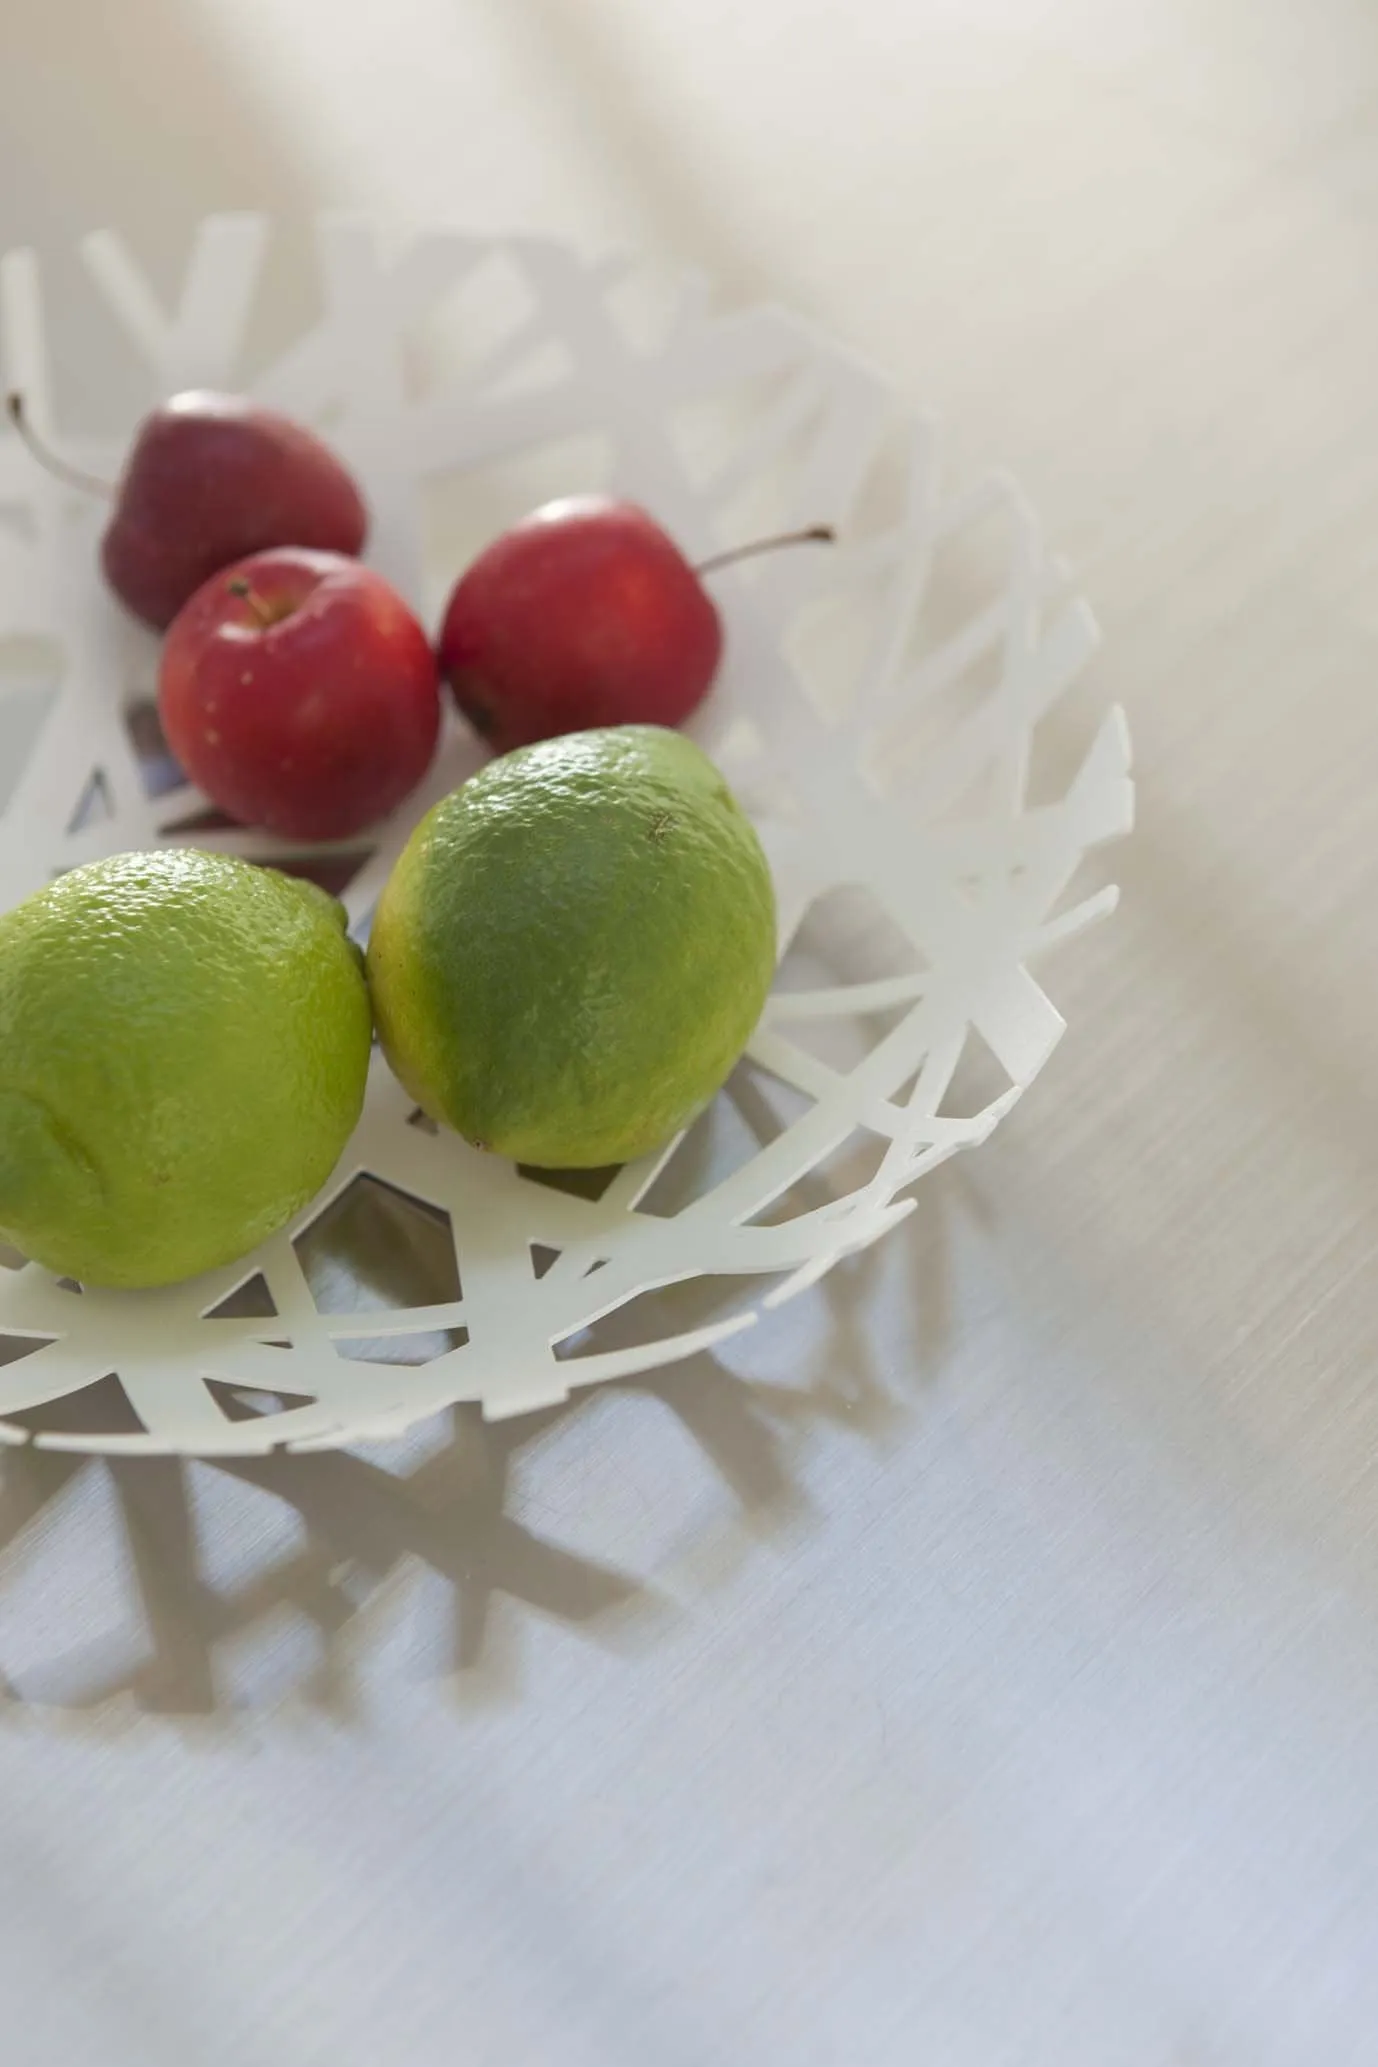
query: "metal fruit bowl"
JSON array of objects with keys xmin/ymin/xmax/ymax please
[{"xmin": 0, "ymin": 215, "xmax": 1132, "ymax": 1456}]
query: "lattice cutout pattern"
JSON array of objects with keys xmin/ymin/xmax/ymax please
[{"xmin": 0, "ymin": 216, "xmax": 1132, "ymax": 1455}]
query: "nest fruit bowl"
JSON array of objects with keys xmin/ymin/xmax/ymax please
[{"xmin": 0, "ymin": 215, "xmax": 1132, "ymax": 1456}]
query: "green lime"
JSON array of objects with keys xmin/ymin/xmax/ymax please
[
  {"xmin": 367, "ymin": 725, "xmax": 776, "ymax": 1167},
  {"xmin": 0, "ymin": 850, "xmax": 373, "ymax": 1288}
]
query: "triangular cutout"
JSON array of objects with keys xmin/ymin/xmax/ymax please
[
  {"xmin": 332, "ymin": 1326, "xmax": 468, "ymax": 1367},
  {"xmin": 889, "ymin": 1065, "xmax": 923, "ymax": 1109},
  {"xmin": 529, "ymin": 1243, "xmax": 561, "ymax": 1280},
  {"xmin": 124, "ymin": 698, "xmax": 186, "ymax": 800},
  {"xmin": 635, "ymin": 1054, "xmax": 823, "ymax": 1220},
  {"xmin": 407, "ymin": 1107, "xmax": 441, "ymax": 1136},
  {"xmin": 517, "ymin": 1162, "xmax": 623, "ymax": 1204},
  {"xmin": 67, "ymin": 766, "xmax": 113, "ymax": 834},
  {"xmin": 775, "ymin": 883, "xmax": 926, "ymax": 994},
  {"xmin": 746, "ymin": 1130, "xmax": 888, "ymax": 1227},
  {"xmin": 294, "ymin": 1173, "xmax": 461, "ymax": 1312},
  {"xmin": 763, "ymin": 1001, "xmax": 913, "ymax": 1079},
  {"xmin": 204, "ymin": 1378, "xmax": 317, "ymax": 1424},
  {"xmin": 791, "ymin": 992, "xmax": 916, "ymax": 1041},
  {"xmin": 721, "ymin": 1056, "xmax": 815, "ymax": 1134},
  {"xmin": 553, "ymin": 1275, "xmax": 762, "ymax": 1361},
  {"xmin": 936, "ymin": 1026, "xmax": 1011, "ymax": 1121},
  {"xmin": 5, "ymin": 1371, "xmax": 144, "ymax": 1438},
  {"xmin": 0, "ymin": 1332, "xmax": 56, "ymax": 1369},
  {"xmin": 205, "ymin": 1272, "xmax": 279, "ymax": 1321}
]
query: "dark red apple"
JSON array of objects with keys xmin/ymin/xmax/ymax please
[
  {"xmin": 101, "ymin": 392, "xmax": 368, "ymax": 629},
  {"xmin": 159, "ymin": 548, "xmax": 441, "ymax": 841},
  {"xmin": 437, "ymin": 498, "xmax": 834, "ymax": 752},
  {"xmin": 437, "ymin": 496, "xmax": 724, "ymax": 752}
]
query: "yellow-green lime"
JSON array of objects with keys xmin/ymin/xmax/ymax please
[
  {"xmin": 367, "ymin": 725, "xmax": 777, "ymax": 1167},
  {"xmin": 0, "ymin": 850, "xmax": 373, "ymax": 1288}
]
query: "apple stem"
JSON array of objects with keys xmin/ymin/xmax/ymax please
[
  {"xmin": 695, "ymin": 522, "xmax": 836, "ymax": 577},
  {"xmin": 4, "ymin": 391, "xmax": 114, "ymax": 498},
  {"xmin": 226, "ymin": 577, "xmax": 279, "ymax": 630}
]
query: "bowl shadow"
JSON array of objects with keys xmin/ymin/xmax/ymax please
[{"xmin": 0, "ymin": 1169, "xmax": 964, "ymax": 1724}]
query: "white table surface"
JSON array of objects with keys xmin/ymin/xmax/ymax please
[{"xmin": 4, "ymin": 4, "xmax": 1378, "ymax": 2062}]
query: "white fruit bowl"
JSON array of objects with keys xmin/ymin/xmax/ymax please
[{"xmin": 0, "ymin": 215, "xmax": 1132, "ymax": 1456}]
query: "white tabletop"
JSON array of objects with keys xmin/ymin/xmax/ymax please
[{"xmin": 4, "ymin": 4, "xmax": 1378, "ymax": 2063}]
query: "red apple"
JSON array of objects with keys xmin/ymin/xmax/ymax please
[
  {"xmin": 159, "ymin": 548, "xmax": 441, "ymax": 841},
  {"xmin": 437, "ymin": 496, "xmax": 724, "ymax": 752},
  {"xmin": 101, "ymin": 392, "xmax": 369, "ymax": 629}
]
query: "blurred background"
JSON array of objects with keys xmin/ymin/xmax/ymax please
[{"xmin": 5, "ymin": 4, "xmax": 1378, "ymax": 2064}]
